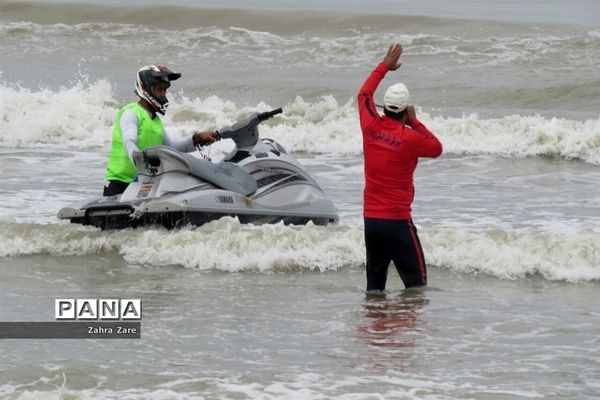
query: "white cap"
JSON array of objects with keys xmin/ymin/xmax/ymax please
[{"xmin": 383, "ymin": 83, "xmax": 409, "ymax": 112}]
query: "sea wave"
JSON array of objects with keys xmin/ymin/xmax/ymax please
[
  {"xmin": 0, "ymin": 370, "xmax": 554, "ymax": 400},
  {"xmin": 1, "ymin": 20, "xmax": 598, "ymax": 71},
  {"xmin": 1, "ymin": 83, "xmax": 599, "ymax": 163},
  {"xmin": 2, "ymin": 1, "xmax": 578, "ymax": 32},
  {"xmin": 0, "ymin": 218, "xmax": 364, "ymax": 273},
  {"xmin": 0, "ymin": 79, "xmax": 118, "ymax": 148},
  {"xmin": 1, "ymin": 218, "xmax": 599, "ymax": 282}
]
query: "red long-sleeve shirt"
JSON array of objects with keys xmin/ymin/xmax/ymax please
[{"xmin": 358, "ymin": 62, "xmax": 443, "ymax": 220}]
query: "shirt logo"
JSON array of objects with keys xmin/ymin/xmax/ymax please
[{"xmin": 370, "ymin": 131, "xmax": 404, "ymax": 147}]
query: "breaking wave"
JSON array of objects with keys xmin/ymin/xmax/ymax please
[
  {"xmin": 1, "ymin": 218, "xmax": 599, "ymax": 282},
  {"xmin": 1, "ymin": 82, "xmax": 599, "ymax": 164}
]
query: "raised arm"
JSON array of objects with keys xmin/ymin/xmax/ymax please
[{"xmin": 357, "ymin": 44, "xmax": 404, "ymax": 128}]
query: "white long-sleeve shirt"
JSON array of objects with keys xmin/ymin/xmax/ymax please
[{"xmin": 120, "ymin": 108, "xmax": 195, "ymax": 162}]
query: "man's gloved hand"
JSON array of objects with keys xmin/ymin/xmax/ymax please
[{"xmin": 193, "ymin": 131, "xmax": 219, "ymax": 147}]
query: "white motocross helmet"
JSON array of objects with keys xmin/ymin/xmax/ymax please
[
  {"xmin": 135, "ymin": 64, "xmax": 181, "ymax": 115},
  {"xmin": 383, "ymin": 82, "xmax": 409, "ymax": 113}
]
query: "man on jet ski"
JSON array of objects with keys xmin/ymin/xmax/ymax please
[{"xmin": 103, "ymin": 64, "xmax": 219, "ymax": 196}]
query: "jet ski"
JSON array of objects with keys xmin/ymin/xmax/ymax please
[{"xmin": 57, "ymin": 108, "xmax": 339, "ymax": 230}]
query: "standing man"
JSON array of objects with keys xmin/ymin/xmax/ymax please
[
  {"xmin": 104, "ymin": 64, "xmax": 219, "ymax": 196},
  {"xmin": 357, "ymin": 44, "xmax": 443, "ymax": 291}
]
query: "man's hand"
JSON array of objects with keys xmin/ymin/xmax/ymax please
[
  {"xmin": 193, "ymin": 131, "xmax": 219, "ymax": 147},
  {"xmin": 383, "ymin": 43, "xmax": 403, "ymax": 71},
  {"xmin": 405, "ymin": 105, "xmax": 417, "ymax": 123}
]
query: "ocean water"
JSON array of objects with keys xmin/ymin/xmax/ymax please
[{"xmin": 1, "ymin": 0, "xmax": 599, "ymax": 399}]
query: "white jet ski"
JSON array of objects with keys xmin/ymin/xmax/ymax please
[{"xmin": 57, "ymin": 108, "xmax": 339, "ymax": 229}]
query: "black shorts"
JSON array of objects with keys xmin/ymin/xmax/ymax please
[
  {"xmin": 103, "ymin": 180, "xmax": 129, "ymax": 197},
  {"xmin": 364, "ymin": 217, "xmax": 427, "ymax": 291}
]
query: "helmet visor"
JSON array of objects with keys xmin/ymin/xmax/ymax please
[{"xmin": 149, "ymin": 66, "xmax": 181, "ymax": 83}]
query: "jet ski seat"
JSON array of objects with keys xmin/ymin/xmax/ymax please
[{"xmin": 133, "ymin": 146, "xmax": 257, "ymax": 196}]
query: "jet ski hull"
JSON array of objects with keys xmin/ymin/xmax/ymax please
[
  {"xmin": 58, "ymin": 182, "xmax": 338, "ymax": 230},
  {"xmin": 64, "ymin": 209, "xmax": 336, "ymax": 230},
  {"xmin": 60, "ymin": 201, "xmax": 337, "ymax": 230}
]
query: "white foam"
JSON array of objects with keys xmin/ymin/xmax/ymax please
[
  {"xmin": 9, "ymin": 388, "xmax": 207, "ymax": 400},
  {"xmin": 1, "ymin": 218, "xmax": 599, "ymax": 282},
  {"xmin": 3, "ymin": 84, "xmax": 598, "ymax": 164},
  {"xmin": 0, "ymin": 80, "xmax": 117, "ymax": 148},
  {"xmin": 427, "ymin": 112, "xmax": 600, "ymax": 164},
  {"xmin": 588, "ymin": 30, "xmax": 600, "ymax": 39},
  {"xmin": 423, "ymin": 227, "xmax": 600, "ymax": 282},
  {"xmin": 120, "ymin": 218, "xmax": 364, "ymax": 272}
]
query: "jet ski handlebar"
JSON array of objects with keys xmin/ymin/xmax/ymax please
[
  {"xmin": 217, "ymin": 107, "xmax": 283, "ymax": 148},
  {"xmin": 257, "ymin": 107, "xmax": 283, "ymax": 122}
]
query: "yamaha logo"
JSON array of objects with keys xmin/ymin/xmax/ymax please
[{"xmin": 215, "ymin": 195, "xmax": 234, "ymax": 204}]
